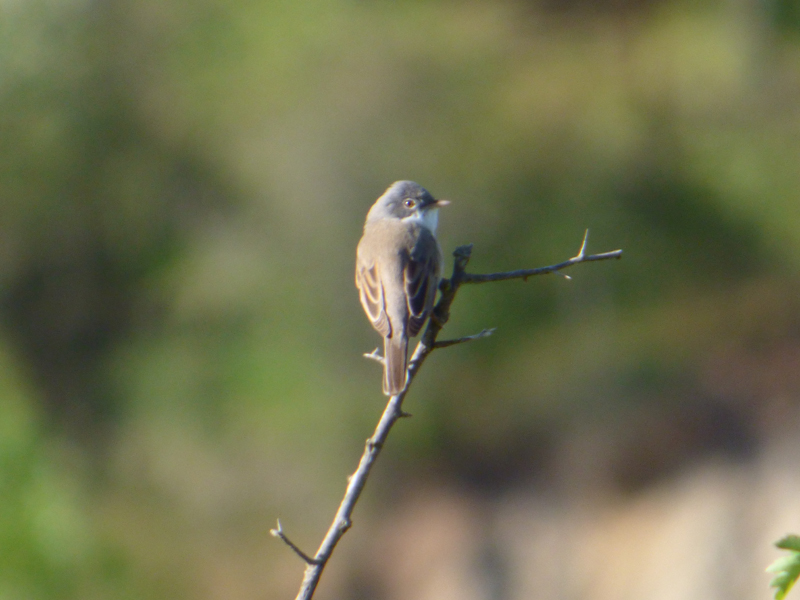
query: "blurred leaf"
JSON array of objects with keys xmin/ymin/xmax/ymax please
[{"xmin": 769, "ymin": 535, "xmax": 800, "ymax": 600}]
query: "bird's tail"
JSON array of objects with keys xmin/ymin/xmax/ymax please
[{"xmin": 383, "ymin": 336, "xmax": 408, "ymax": 396}]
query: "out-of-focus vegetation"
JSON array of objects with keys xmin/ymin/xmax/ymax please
[
  {"xmin": 769, "ymin": 535, "xmax": 800, "ymax": 600},
  {"xmin": 2, "ymin": 0, "xmax": 800, "ymax": 597}
]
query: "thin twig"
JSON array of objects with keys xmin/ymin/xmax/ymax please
[
  {"xmin": 278, "ymin": 233, "xmax": 622, "ymax": 600},
  {"xmin": 270, "ymin": 521, "xmax": 320, "ymax": 565},
  {"xmin": 433, "ymin": 328, "xmax": 496, "ymax": 349},
  {"xmin": 362, "ymin": 348, "xmax": 384, "ymax": 364},
  {"xmin": 462, "ymin": 230, "xmax": 622, "ymax": 284}
]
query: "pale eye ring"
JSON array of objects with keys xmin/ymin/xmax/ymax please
[{"xmin": 403, "ymin": 199, "xmax": 416, "ymax": 208}]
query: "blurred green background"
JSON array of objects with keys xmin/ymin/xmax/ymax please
[{"xmin": 2, "ymin": 0, "xmax": 800, "ymax": 598}]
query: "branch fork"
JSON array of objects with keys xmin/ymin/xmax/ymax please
[{"xmin": 275, "ymin": 231, "xmax": 622, "ymax": 600}]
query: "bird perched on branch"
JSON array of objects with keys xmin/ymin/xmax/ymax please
[{"xmin": 356, "ymin": 181, "xmax": 449, "ymax": 395}]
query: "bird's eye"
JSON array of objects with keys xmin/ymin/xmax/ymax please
[{"xmin": 403, "ymin": 199, "xmax": 416, "ymax": 208}]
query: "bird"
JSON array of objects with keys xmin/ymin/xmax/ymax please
[{"xmin": 356, "ymin": 181, "xmax": 449, "ymax": 395}]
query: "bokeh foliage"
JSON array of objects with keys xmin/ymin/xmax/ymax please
[{"xmin": 1, "ymin": 0, "xmax": 800, "ymax": 597}]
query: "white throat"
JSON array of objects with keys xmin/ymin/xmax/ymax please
[{"xmin": 403, "ymin": 208, "xmax": 439, "ymax": 234}]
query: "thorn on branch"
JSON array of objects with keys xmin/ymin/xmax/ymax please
[
  {"xmin": 398, "ymin": 410, "xmax": 413, "ymax": 418},
  {"xmin": 575, "ymin": 229, "xmax": 589, "ymax": 260},
  {"xmin": 270, "ymin": 520, "xmax": 320, "ymax": 565}
]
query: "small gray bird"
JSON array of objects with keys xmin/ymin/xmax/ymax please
[{"xmin": 356, "ymin": 181, "xmax": 449, "ymax": 395}]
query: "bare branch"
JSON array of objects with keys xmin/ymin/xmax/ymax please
[
  {"xmin": 289, "ymin": 378, "xmax": 419, "ymax": 599},
  {"xmin": 433, "ymin": 328, "xmax": 496, "ymax": 349},
  {"xmin": 278, "ymin": 232, "xmax": 622, "ymax": 600},
  {"xmin": 461, "ymin": 232, "xmax": 622, "ymax": 284}
]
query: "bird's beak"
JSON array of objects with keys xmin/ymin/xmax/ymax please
[{"xmin": 432, "ymin": 199, "xmax": 450, "ymax": 207}]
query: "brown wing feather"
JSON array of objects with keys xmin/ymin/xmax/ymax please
[{"xmin": 356, "ymin": 261, "xmax": 391, "ymax": 338}]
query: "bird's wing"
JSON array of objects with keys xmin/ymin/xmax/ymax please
[
  {"xmin": 405, "ymin": 229, "xmax": 440, "ymax": 338},
  {"xmin": 356, "ymin": 259, "xmax": 391, "ymax": 338}
]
